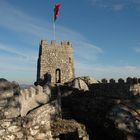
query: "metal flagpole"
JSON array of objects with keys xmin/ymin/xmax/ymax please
[
  {"xmin": 53, "ymin": 20, "xmax": 56, "ymax": 40},
  {"xmin": 53, "ymin": 3, "xmax": 60, "ymax": 41}
]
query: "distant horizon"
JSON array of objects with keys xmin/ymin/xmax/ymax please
[{"xmin": 0, "ymin": 0, "xmax": 140, "ymax": 84}]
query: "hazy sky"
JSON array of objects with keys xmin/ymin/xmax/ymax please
[{"xmin": 0, "ymin": 0, "xmax": 140, "ymax": 84}]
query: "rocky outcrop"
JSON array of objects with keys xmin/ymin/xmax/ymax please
[
  {"xmin": 72, "ymin": 78, "xmax": 89, "ymax": 91},
  {"xmin": 80, "ymin": 76, "xmax": 98, "ymax": 85}
]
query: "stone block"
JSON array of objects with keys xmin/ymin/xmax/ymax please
[
  {"xmin": 8, "ymin": 125, "xmax": 21, "ymax": 133},
  {"xmin": 1, "ymin": 121, "xmax": 11, "ymax": 128}
]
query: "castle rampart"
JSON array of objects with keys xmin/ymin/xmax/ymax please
[{"xmin": 89, "ymin": 77, "xmax": 140, "ymax": 99}]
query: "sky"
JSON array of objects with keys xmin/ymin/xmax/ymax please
[{"xmin": 0, "ymin": 0, "xmax": 140, "ymax": 84}]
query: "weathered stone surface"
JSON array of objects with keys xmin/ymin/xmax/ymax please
[
  {"xmin": 8, "ymin": 125, "xmax": 21, "ymax": 132},
  {"xmin": 0, "ymin": 79, "xmax": 59, "ymax": 140},
  {"xmin": 1, "ymin": 121, "xmax": 11, "ymax": 128},
  {"xmin": 4, "ymin": 107, "xmax": 20, "ymax": 119},
  {"xmin": 51, "ymin": 118, "xmax": 89, "ymax": 140},
  {"xmin": 35, "ymin": 133, "xmax": 46, "ymax": 139},
  {"xmin": 0, "ymin": 91, "xmax": 13, "ymax": 99},
  {"xmin": 16, "ymin": 131, "xmax": 24, "ymax": 139},
  {"xmin": 0, "ymin": 103, "xmax": 57, "ymax": 140},
  {"xmin": 0, "ymin": 98, "xmax": 9, "ymax": 110},
  {"xmin": 30, "ymin": 128, "xmax": 38, "ymax": 136},
  {"xmin": 28, "ymin": 136, "xmax": 34, "ymax": 140},
  {"xmin": 0, "ymin": 129, "xmax": 5, "ymax": 136},
  {"xmin": 0, "ymin": 79, "xmax": 20, "ymax": 119},
  {"xmin": 5, "ymin": 134, "xmax": 16, "ymax": 140}
]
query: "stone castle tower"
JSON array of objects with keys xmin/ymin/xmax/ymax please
[{"xmin": 36, "ymin": 40, "xmax": 75, "ymax": 85}]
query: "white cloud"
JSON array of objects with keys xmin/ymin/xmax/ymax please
[
  {"xmin": 89, "ymin": 0, "xmax": 140, "ymax": 11},
  {"xmin": 113, "ymin": 4, "xmax": 124, "ymax": 11},
  {"xmin": 73, "ymin": 41, "xmax": 103, "ymax": 62},
  {"xmin": 134, "ymin": 47, "xmax": 140, "ymax": 53},
  {"xmin": 0, "ymin": 1, "xmax": 52, "ymax": 40},
  {"xmin": 0, "ymin": 43, "xmax": 37, "ymax": 84},
  {"xmin": 0, "ymin": 43, "xmax": 27, "ymax": 59},
  {"xmin": 0, "ymin": 43, "xmax": 37, "ymax": 61},
  {"xmin": 75, "ymin": 61, "xmax": 140, "ymax": 80}
]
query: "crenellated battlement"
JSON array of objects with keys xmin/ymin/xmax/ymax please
[
  {"xmin": 40, "ymin": 40, "xmax": 72, "ymax": 48},
  {"xmin": 100, "ymin": 77, "xmax": 140, "ymax": 84},
  {"xmin": 88, "ymin": 77, "xmax": 140, "ymax": 99}
]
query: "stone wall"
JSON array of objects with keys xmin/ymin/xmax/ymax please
[
  {"xmin": 0, "ymin": 84, "xmax": 51, "ymax": 119},
  {"xmin": 0, "ymin": 80, "xmax": 54, "ymax": 139},
  {"xmin": 89, "ymin": 77, "xmax": 140, "ymax": 99},
  {"xmin": 36, "ymin": 40, "xmax": 75, "ymax": 85},
  {"xmin": 89, "ymin": 83, "xmax": 132, "ymax": 99},
  {"xmin": 0, "ymin": 79, "xmax": 89, "ymax": 140},
  {"xmin": 64, "ymin": 77, "xmax": 140, "ymax": 99},
  {"xmin": 0, "ymin": 80, "xmax": 20, "ymax": 119},
  {"xmin": 19, "ymin": 85, "xmax": 51, "ymax": 116}
]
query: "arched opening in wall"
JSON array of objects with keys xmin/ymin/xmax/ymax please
[
  {"xmin": 56, "ymin": 69, "xmax": 61, "ymax": 83},
  {"xmin": 69, "ymin": 57, "xmax": 71, "ymax": 63}
]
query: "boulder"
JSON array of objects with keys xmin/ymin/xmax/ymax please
[
  {"xmin": 80, "ymin": 76, "xmax": 98, "ymax": 85},
  {"xmin": 72, "ymin": 78, "xmax": 89, "ymax": 91},
  {"xmin": 88, "ymin": 77, "xmax": 98, "ymax": 84}
]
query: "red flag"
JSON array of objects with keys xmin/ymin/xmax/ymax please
[{"xmin": 54, "ymin": 3, "xmax": 61, "ymax": 21}]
